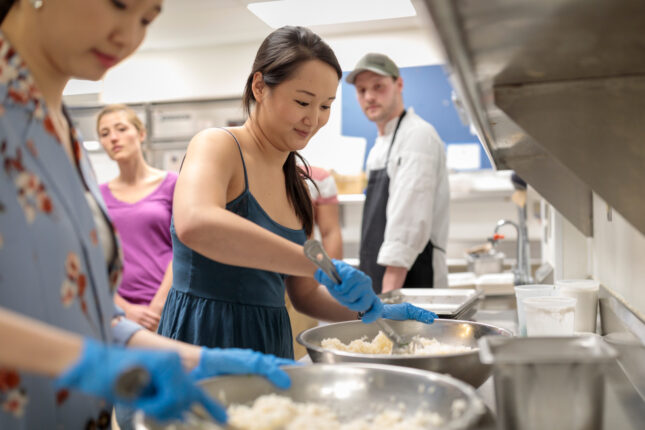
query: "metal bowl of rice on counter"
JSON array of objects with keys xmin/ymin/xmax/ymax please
[
  {"xmin": 296, "ymin": 319, "xmax": 513, "ymax": 388},
  {"xmin": 135, "ymin": 363, "xmax": 485, "ymax": 430}
]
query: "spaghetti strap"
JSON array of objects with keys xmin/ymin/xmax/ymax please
[{"xmin": 220, "ymin": 128, "xmax": 249, "ymax": 192}]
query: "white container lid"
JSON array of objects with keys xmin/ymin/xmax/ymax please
[{"xmin": 555, "ymin": 279, "xmax": 600, "ymax": 291}]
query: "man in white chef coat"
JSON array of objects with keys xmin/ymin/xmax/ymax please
[{"xmin": 347, "ymin": 53, "xmax": 449, "ymax": 293}]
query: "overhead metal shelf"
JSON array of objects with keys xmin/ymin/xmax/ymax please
[{"xmin": 421, "ymin": 0, "xmax": 645, "ymax": 236}]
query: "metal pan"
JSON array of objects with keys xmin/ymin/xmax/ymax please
[{"xmin": 379, "ymin": 288, "xmax": 482, "ymax": 318}]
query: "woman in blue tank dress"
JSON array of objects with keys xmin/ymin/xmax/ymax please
[{"xmin": 158, "ymin": 26, "xmax": 437, "ymax": 359}]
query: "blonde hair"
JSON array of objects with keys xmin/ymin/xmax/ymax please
[{"xmin": 96, "ymin": 104, "xmax": 145, "ymax": 135}]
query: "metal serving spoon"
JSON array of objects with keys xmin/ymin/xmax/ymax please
[{"xmin": 303, "ymin": 239, "xmax": 418, "ymax": 354}]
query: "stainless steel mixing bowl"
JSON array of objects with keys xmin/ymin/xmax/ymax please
[
  {"xmin": 136, "ymin": 363, "xmax": 485, "ymax": 430},
  {"xmin": 297, "ymin": 319, "xmax": 513, "ymax": 388}
]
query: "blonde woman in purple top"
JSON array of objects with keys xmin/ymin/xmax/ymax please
[{"xmin": 97, "ymin": 104, "xmax": 175, "ymax": 332}]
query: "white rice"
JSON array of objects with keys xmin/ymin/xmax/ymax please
[{"xmin": 321, "ymin": 331, "xmax": 474, "ymax": 355}]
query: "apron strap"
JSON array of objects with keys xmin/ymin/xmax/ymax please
[
  {"xmin": 385, "ymin": 110, "xmax": 407, "ymax": 167},
  {"xmin": 432, "ymin": 243, "xmax": 446, "ymax": 254}
]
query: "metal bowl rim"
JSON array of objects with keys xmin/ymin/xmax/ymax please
[
  {"xmin": 296, "ymin": 319, "xmax": 513, "ymax": 359},
  {"xmin": 196, "ymin": 362, "xmax": 486, "ymax": 428},
  {"xmin": 203, "ymin": 362, "xmax": 479, "ymax": 392}
]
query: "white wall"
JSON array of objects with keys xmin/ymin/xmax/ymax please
[
  {"xmin": 592, "ymin": 194, "xmax": 645, "ymax": 318},
  {"xmin": 100, "ymin": 42, "xmax": 256, "ymax": 103},
  {"xmin": 84, "ymin": 27, "xmax": 443, "ymax": 104},
  {"xmin": 540, "ymin": 202, "xmax": 590, "ymax": 281}
]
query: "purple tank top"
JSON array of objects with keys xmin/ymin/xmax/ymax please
[{"xmin": 100, "ymin": 172, "xmax": 177, "ymax": 304}]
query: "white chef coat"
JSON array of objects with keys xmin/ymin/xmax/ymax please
[{"xmin": 365, "ymin": 107, "xmax": 450, "ymax": 288}]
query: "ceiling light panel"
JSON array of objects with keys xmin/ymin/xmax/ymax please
[{"xmin": 248, "ymin": 0, "xmax": 417, "ymax": 28}]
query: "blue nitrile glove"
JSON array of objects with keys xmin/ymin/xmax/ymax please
[
  {"xmin": 314, "ymin": 259, "xmax": 384, "ymax": 323},
  {"xmin": 382, "ymin": 303, "xmax": 437, "ymax": 324},
  {"xmin": 57, "ymin": 338, "xmax": 226, "ymax": 423},
  {"xmin": 190, "ymin": 347, "xmax": 296, "ymax": 389}
]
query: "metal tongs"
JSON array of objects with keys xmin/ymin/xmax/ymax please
[{"xmin": 304, "ymin": 239, "xmax": 418, "ymax": 354}]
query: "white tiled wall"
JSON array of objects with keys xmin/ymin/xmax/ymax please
[{"xmin": 540, "ymin": 193, "xmax": 645, "ymax": 318}]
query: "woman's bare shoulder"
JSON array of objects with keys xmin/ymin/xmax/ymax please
[{"xmin": 186, "ymin": 127, "xmax": 243, "ymax": 159}]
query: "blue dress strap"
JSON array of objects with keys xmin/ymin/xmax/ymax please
[{"xmin": 220, "ymin": 128, "xmax": 249, "ymax": 192}]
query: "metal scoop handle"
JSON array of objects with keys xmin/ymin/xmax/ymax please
[
  {"xmin": 305, "ymin": 240, "xmax": 411, "ymax": 351},
  {"xmin": 304, "ymin": 239, "xmax": 341, "ymax": 283},
  {"xmin": 374, "ymin": 320, "xmax": 408, "ymax": 348},
  {"xmin": 114, "ymin": 366, "xmax": 152, "ymax": 399}
]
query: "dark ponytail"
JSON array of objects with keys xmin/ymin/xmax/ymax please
[
  {"xmin": 242, "ymin": 26, "xmax": 341, "ymax": 236},
  {"xmin": 285, "ymin": 153, "xmax": 316, "ymax": 236}
]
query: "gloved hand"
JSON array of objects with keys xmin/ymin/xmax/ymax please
[
  {"xmin": 190, "ymin": 347, "xmax": 295, "ymax": 389},
  {"xmin": 382, "ymin": 303, "xmax": 437, "ymax": 324},
  {"xmin": 57, "ymin": 338, "xmax": 226, "ymax": 423},
  {"xmin": 314, "ymin": 259, "xmax": 384, "ymax": 323}
]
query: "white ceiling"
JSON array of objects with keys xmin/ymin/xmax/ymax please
[{"xmin": 140, "ymin": 0, "xmax": 428, "ymax": 51}]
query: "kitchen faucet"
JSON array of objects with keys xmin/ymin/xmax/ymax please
[{"xmin": 494, "ymin": 214, "xmax": 533, "ymax": 285}]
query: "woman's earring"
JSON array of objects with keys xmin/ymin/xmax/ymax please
[{"xmin": 30, "ymin": 0, "xmax": 44, "ymax": 9}]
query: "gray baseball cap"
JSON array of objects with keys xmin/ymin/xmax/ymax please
[{"xmin": 346, "ymin": 53, "xmax": 400, "ymax": 84}]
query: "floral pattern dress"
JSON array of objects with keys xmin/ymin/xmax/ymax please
[{"xmin": 0, "ymin": 32, "xmax": 141, "ymax": 429}]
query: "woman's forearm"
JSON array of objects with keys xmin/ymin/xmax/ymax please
[
  {"xmin": 149, "ymin": 262, "xmax": 173, "ymax": 315},
  {"xmin": 176, "ymin": 206, "xmax": 317, "ymax": 278},
  {"xmin": 0, "ymin": 306, "xmax": 201, "ymax": 377},
  {"xmin": 127, "ymin": 329, "xmax": 201, "ymax": 371},
  {"xmin": 382, "ymin": 266, "xmax": 408, "ymax": 293},
  {"xmin": 315, "ymin": 204, "xmax": 343, "ymax": 260},
  {"xmin": 321, "ymin": 228, "xmax": 342, "ymax": 261},
  {"xmin": 286, "ymin": 278, "xmax": 356, "ymax": 322},
  {"xmin": 0, "ymin": 307, "xmax": 83, "ymax": 377},
  {"xmin": 113, "ymin": 293, "xmax": 131, "ymax": 313}
]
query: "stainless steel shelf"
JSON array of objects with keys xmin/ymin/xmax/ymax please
[{"xmin": 421, "ymin": 0, "xmax": 645, "ymax": 237}]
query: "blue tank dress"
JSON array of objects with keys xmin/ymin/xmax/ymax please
[{"xmin": 158, "ymin": 130, "xmax": 307, "ymax": 359}]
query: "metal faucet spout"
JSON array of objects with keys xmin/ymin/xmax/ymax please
[
  {"xmin": 494, "ymin": 219, "xmax": 532, "ymax": 285},
  {"xmin": 495, "ymin": 219, "xmax": 518, "ymax": 235}
]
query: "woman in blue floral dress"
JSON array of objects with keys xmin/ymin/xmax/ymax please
[{"xmin": 0, "ymin": 1, "xmax": 295, "ymax": 429}]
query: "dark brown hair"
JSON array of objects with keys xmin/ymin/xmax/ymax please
[
  {"xmin": 0, "ymin": 0, "xmax": 16, "ymax": 23},
  {"xmin": 242, "ymin": 26, "xmax": 341, "ymax": 237}
]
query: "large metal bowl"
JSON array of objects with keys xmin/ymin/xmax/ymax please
[
  {"xmin": 297, "ymin": 319, "xmax": 513, "ymax": 388},
  {"xmin": 136, "ymin": 363, "xmax": 485, "ymax": 430}
]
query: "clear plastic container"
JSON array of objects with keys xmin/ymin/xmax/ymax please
[
  {"xmin": 523, "ymin": 296, "xmax": 576, "ymax": 336},
  {"xmin": 514, "ymin": 284, "xmax": 555, "ymax": 336},
  {"xmin": 555, "ymin": 279, "xmax": 599, "ymax": 333}
]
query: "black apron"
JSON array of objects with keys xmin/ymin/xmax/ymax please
[{"xmin": 358, "ymin": 110, "xmax": 439, "ymax": 294}]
